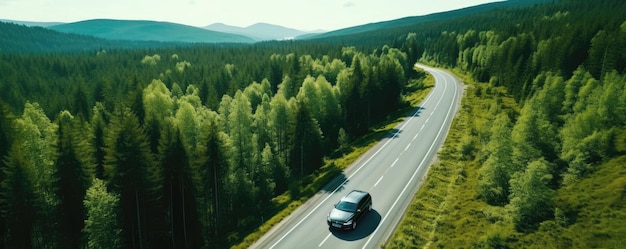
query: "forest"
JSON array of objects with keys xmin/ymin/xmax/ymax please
[
  {"xmin": 385, "ymin": 0, "xmax": 626, "ymax": 248},
  {"xmin": 0, "ymin": 32, "xmax": 414, "ymax": 247},
  {"xmin": 1, "ymin": 0, "xmax": 625, "ymax": 248}
]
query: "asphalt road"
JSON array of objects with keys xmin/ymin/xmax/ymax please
[{"xmin": 251, "ymin": 64, "xmax": 463, "ymax": 249}]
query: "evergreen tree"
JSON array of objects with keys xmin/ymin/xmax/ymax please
[
  {"xmin": 192, "ymin": 111, "xmax": 223, "ymax": 246},
  {"xmin": 1, "ymin": 146, "xmax": 36, "ymax": 249},
  {"xmin": 226, "ymin": 91, "xmax": 258, "ymax": 222},
  {"xmin": 402, "ymin": 33, "xmax": 422, "ymax": 78},
  {"xmin": 228, "ymin": 91, "xmax": 257, "ymax": 177},
  {"xmin": 290, "ymin": 100, "xmax": 324, "ymax": 180},
  {"xmin": 89, "ymin": 103, "xmax": 109, "ymax": 179},
  {"xmin": 72, "ymin": 81, "xmax": 91, "ymax": 121},
  {"xmin": 253, "ymin": 94, "xmax": 273, "ymax": 155},
  {"xmin": 54, "ymin": 111, "xmax": 90, "ymax": 249},
  {"xmin": 0, "ymin": 101, "xmax": 15, "ymax": 247},
  {"xmin": 157, "ymin": 121, "xmax": 202, "ymax": 248},
  {"xmin": 268, "ymin": 93, "xmax": 293, "ymax": 192},
  {"xmin": 104, "ymin": 109, "xmax": 158, "ymax": 249},
  {"xmin": 508, "ymin": 158, "xmax": 555, "ymax": 232},
  {"xmin": 142, "ymin": 79, "xmax": 174, "ymax": 154},
  {"xmin": 478, "ymin": 112, "xmax": 514, "ymax": 205},
  {"xmin": 561, "ymin": 71, "xmax": 626, "ymax": 182},
  {"xmin": 297, "ymin": 75, "xmax": 342, "ymax": 151}
]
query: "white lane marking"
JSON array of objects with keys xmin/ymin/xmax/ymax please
[
  {"xmin": 267, "ymin": 65, "xmax": 449, "ymax": 249},
  {"xmin": 374, "ymin": 176, "xmax": 384, "ymax": 187},
  {"xmin": 318, "ymin": 233, "xmax": 332, "ymax": 247},
  {"xmin": 390, "ymin": 158, "xmax": 399, "ymax": 168},
  {"xmin": 404, "ymin": 143, "xmax": 411, "ymax": 151},
  {"xmin": 270, "ymin": 108, "xmax": 421, "ymax": 248},
  {"xmin": 362, "ymin": 67, "xmax": 459, "ymax": 249}
]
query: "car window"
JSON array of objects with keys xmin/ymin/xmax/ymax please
[{"xmin": 336, "ymin": 201, "xmax": 357, "ymax": 212}]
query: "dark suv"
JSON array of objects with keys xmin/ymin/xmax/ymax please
[{"xmin": 327, "ymin": 190, "xmax": 372, "ymax": 230}]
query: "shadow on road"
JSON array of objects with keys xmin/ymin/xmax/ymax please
[
  {"xmin": 383, "ymin": 128, "xmax": 402, "ymax": 139},
  {"xmin": 321, "ymin": 171, "xmax": 348, "ymax": 193},
  {"xmin": 409, "ymin": 106, "xmax": 425, "ymax": 118},
  {"xmin": 329, "ymin": 210, "xmax": 382, "ymax": 241}
]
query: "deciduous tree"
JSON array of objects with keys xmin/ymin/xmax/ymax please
[{"xmin": 83, "ymin": 178, "xmax": 122, "ymax": 249}]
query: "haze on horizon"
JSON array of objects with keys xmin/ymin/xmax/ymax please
[{"xmin": 0, "ymin": 0, "xmax": 502, "ymax": 31}]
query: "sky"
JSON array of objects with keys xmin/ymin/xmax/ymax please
[{"xmin": 0, "ymin": 0, "xmax": 502, "ymax": 31}]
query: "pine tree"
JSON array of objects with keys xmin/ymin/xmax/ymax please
[
  {"xmin": 290, "ymin": 100, "xmax": 324, "ymax": 180},
  {"xmin": 104, "ymin": 109, "xmax": 157, "ymax": 249},
  {"xmin": 89, "ymin": 103, "xmax": 109, "ymax": 179},
  {"xmin": 508, "ymin": 159, "xmax": 555, "ymax": 232},
  {"xmin": 478, "ymin": 112, "xmax": 514, "ymax": 205},
  {"xmin": 54, "ymin": 111, "xmax": 90, "ymax": 248},
  {"xmin": 1, "ymin": 146, "xmax": 36, "ymax": 249},
  {"xmin": 158, "ymin": 120, "xmax": 203, "ymax": 248},
  {"xmin": 0, "ymin": 101, "xmax": 15, "ymax": 247}
]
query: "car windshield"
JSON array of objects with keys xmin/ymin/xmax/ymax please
[{"xmin": 335, "ymin": 201, "xmax": 357, "ymax": 212}]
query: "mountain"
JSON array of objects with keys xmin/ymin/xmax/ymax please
[
  {"xmin": 204, "ymin": 22, "xmax": 312, "ymax": 41},
  {"xmin": 304, "ymin": 0, "xmax": 552, "ymax": 40},
  {"xmin": 48, "ymin": 19, "xmax": 255, "ymax": 43},
  {"xmin": 0, "ymin": 19, "xmax": 64, "ymax": 27},
  {"xmin": 0, "ymin": 21, "xmax": 190, "ymax": 53}
]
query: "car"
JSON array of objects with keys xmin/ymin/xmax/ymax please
[{"xmin": 327, "ymin": 190, "xmax": 372, "ymax": 230}]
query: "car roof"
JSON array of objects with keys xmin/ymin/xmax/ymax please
[{"xmin": 341, "ymin": 190, "xmax": 369, "ymax": 203}]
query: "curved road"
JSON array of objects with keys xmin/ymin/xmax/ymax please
[{"xmin": 251, "ymin": 65, "xmax": 463, "ymax": 249}]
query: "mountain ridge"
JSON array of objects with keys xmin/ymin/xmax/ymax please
[
  {"xmin": 48, "ymin": 19, "xmax": 255, "ymax": 43},
  {"xmin": 0, "ymin": 19, "xmax": 64, "ymax": 27},
  {"xmin": 203, "ymin": 22, "xmax": 315, "ymax": 41},
  {"xmin": 303, "ymin": 0, "xmax": 553, "ymax": 40}
]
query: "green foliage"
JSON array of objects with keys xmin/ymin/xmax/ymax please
[
  {"xmin": 54, "ymin": 111, "xmax": 91, "ymax": 248},
  {"xmin": 508, "ymin": 159, "xmax": 555, "ymax": 232},
  {"xmin": 13, "ymin": 102, "xmax": 61, "ymax": 248},
  {"xmin": 478, "ymin": 112, "xmax": 514, "ymax": 205},
  {"xmin": 290, "ymin": 100, "xmax": 324, "ymax": 179},
  {"xmin": 83, "ymin": 178, "xmax": 122, "ymax": 249},
  {"xmin": 104, "ymin": 109, "xmax": 159, "ymax": 248},
  {"xmin": 3, "ymin": 1, "xmax": 624, "ymax": 247},
  {"xmin": 0, "ymin": 101, "xmax": 13, "ymax": 245},
  {"xmin": 391, "ymin": 64, "xmax": 624, "ymax": 247},
  {"xmin": 475, "ymin": 229, "xmax": 510, "ymax": 249},
  {"xmin": 0, "ymin": 21, "xmax": 176, "ymax": 53},
  {"xmin": 1, "ymin": 145, "xmax": 37, "ymax": 248},
  {"xmin": 560, "ymin": 71, "xmax": 626, "ymax": 182}
]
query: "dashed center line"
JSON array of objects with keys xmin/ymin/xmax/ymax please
[
  {"xmin": 374, "ymin": 176, "xmax": 384, "ymax": 187},
  {"xmin": 390, "ymin": 158, "xmax": 399, "ymax": 168},
  {"xmin": 318, "ymin": 233, "xmax": 331, "ymax": 247}
]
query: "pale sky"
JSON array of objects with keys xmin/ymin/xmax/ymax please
[{"xmin": 0, "ymin": 0, "xmax": 502, "ymax": 31}]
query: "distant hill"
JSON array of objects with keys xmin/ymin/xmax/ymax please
[
  {"xmin": 2, "ymin": 0, "xmax": 552, "ymax": 52},
  {"xmin": 0, "ymin": 21, "xmax": 184, "ymax": 53},
  {"xmin": 304, "ymin": 0, "xmax": 553, "ymax": 40},
  {"xmin": 0, "ymin": 19, "xmax": 64, "ymax": 27},
  {"xmin": 49, "ymin": 19, "xmax": 255, "ymax": 43},
  {"xmin": 204, "ymin": 22, "xmax": 312, "ymax": 41}
]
